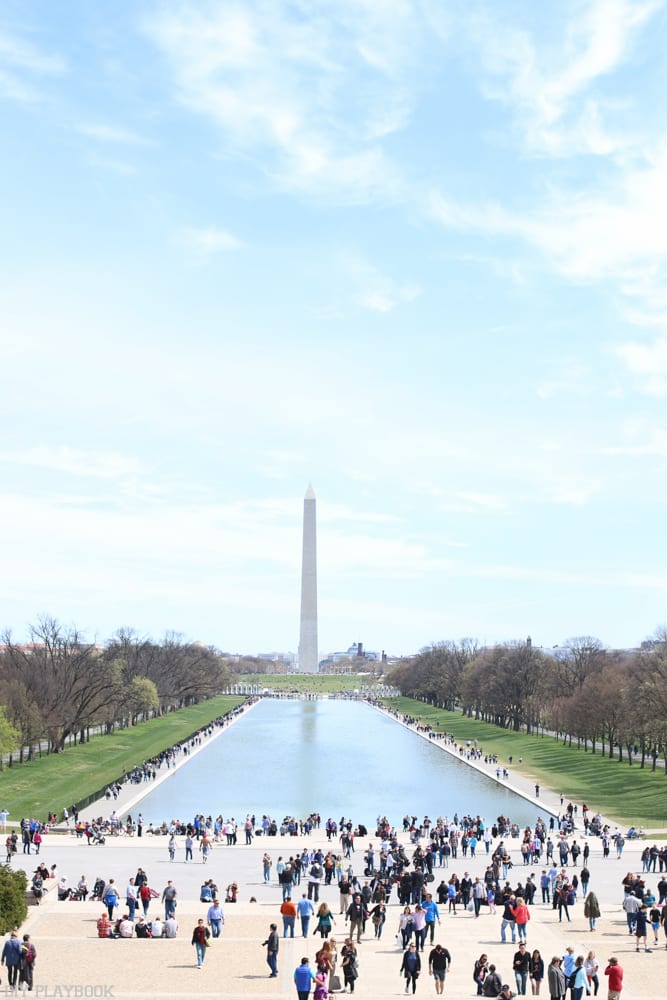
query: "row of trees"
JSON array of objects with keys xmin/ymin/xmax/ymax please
[
  {"xmin": 386, "ymin": 631, "xmax": 667, "ymax": 771},
  {"xmin": 0, "ymin": 618, "xmax": 236, "ymax": 761}
]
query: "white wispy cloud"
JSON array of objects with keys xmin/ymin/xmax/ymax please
[
  {"xmin": 472, "ymin": 0, "xmax": 663, "ymax": 156},
  {"xmin": 429, "ymin": 140, "xmax": 667, "ymax": 313},
  {"xmin": 78, "ymin": 123, "xmax": 148, "ymax": 145},
  {"xmin": 615, "ymin": 334, "xmax": 667, "ymax": 395},
  {"xmin": 0, "ymin": 26, "xmax": 66, "ymax": 101},
  {"xmin": 0, "ymin": 446, "xmax": 141, "ymax": 480},
  {"xmin": 343, "ymin": 253, "xmax": 420, "ymax": 312},
  {"xmin": 178, "ymin": 225, "xmax": 243, "ymax": 253},
  {"xmin": 142, "ymin": 1, "xmax": 423, "ymax": 202}
]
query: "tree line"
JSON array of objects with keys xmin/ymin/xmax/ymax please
[
  {"xmin": 0, "ymin": 617, "xmax": 236, "ymax": 762},
  {"xmin": 386, "ymin": 630, "xmax": 667, "ymax": 772}
]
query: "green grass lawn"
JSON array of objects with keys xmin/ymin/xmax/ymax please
[
  {"xmin": 0, "ymin": 694, "xmax": 243, "ymax": 821},
  {"xmin": 241, "ymin": 672, "xmax": 382, "ymax": 693},
  {"xmin": 386, "ymin": 698, "xmax": 667, "ymax": 828}
]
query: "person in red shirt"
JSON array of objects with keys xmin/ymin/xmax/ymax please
[
  {"xmin": 604, "ymin": 957, "xmax": 623, "ymax": 1000},
  {"xmin": 280, "ymin": 896, "xmax": 297, "ymax": 937}
]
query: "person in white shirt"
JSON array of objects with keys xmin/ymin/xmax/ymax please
[{"xmin": 150, "ymin": 917, "xmax": 164, "ymax": 938}]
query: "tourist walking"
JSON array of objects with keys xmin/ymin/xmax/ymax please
[
  {"xmin": 315, "ymin": 902, "xmax": 335, "ymax": 939},
  {"xmin": 529, "ymin": 949, "xmax": 544, "ymax": 995},
  {"xmin": 341, "ymin": 939, "xmax": 359, "ymax": 993},
  {"xmin": 512, "ymin": 898, "xmax": 531, "ymax": 942},
  {"xmin": 281, "ymin": 896, "xmax": 297, "ymax": 937},
  {"xmin": 571, "ymin": 955, "xmax": 590, "ymax": 1000},
  {"xmin": 547, "ymin": 956, "xmax": 566, "ymax": 1000},
  {"xmin": 401, "ymin": 942, "xmax": 421, "ymax": 994},
  {"xmin": 584, "ymin": 891, "xmax": 600, "ymax": 931},
  {"xmin": 399, "ymin": 905, "xmax": 414, "ymax": 948},
  {"xmin": 263, "ymin": 852, "xmax": 273, "ymax": 883},
  {"xmin": 513, "ymin": 943, "xmax": 530, "ymax": 995},
  {"xmin": 294, "ymin": 956, "xmax": 316, "ymax": 1000},
  {"xmin": 262, "ymin": 923, "xmax": 280, "ymax": 977},
  {"xmin": 604, "ymin": 957, "xmax": 623, "ymax": 999},
  {"xmin": 297, "ymin": 893, "xmax": 314, "ymax": 937},
  {"xmin": 346, "ymin": 894, "xmax": 365, "ymax": 943},
  {"xmin": 370, "ymin": 901, "xmax": 387, "ymax": 939},
  {"xmin": 138, "ymin": 881, "xmax": 152, "ymax": 917},
  {"xmin": 19, "ymin": 933, "xmax": 36, "ymax": 991},
  {"xmin": 1, "ymin": 931, "xmax": 23, "ymax": 991},
  {"xmin": 428, "ymin": 943, "xmax": 451, "ymax": 996},
  {"xmin": 584, "ymin": 952, "xmax": 599, "ymax": 996},
  {"xmin": 412, "ymin": 903, "xmax": 427, "ymax": 952},
  {"xmin": 634, "ymin": 903, "xmax": 651, "ymax": 952},
  {"xmin": 162, "ymin": 880, "xmax": 177, "ymax": 920},
  {"xmin": 207, "ymin": 898, "xmax": 224, "ymax": 938},
  {"xmin": 423, "ymin": 893, "xmax": 441, "ymax": 943},
  {"xmin": 103, "ymin": 880, "xmax": 119, "ymax": 919},
  {"xmin": 314, "ymin": 971, "xmax": 328, "ymax": 1000},
  {"xmin": 191, "ymin": 918, "xmax": 210, "ymax": 968}
]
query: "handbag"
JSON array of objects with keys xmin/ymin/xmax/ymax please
[{"xmin": 330, "ymin": 974, "xmax": 342, "ymax": 992}]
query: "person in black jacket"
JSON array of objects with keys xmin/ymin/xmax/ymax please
[
  {"xmin": 513, "ymin": 943, "xmax": 531, "ymax": 995},
  {"xmin": 262, "ymin": 923, "xmax": 279, "ymax": 977}
]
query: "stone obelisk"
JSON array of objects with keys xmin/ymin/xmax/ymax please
[{"xmin": 298, "ymin": 484, "xmax": 319, "ymax": 673}]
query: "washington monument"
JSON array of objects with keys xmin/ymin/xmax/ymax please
[{"xmin": 298, "ymin": 484, "xmax": 319, "ymax": 673}]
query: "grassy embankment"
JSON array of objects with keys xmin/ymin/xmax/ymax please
[
  {"xmin": 0, "ymin": 694, "xmax": 243, "ymax": 821},
  {"xmin": 385, "ymin": 697, "xmax": 667, "ymax": 828},
  {"xmin": 241, "ymin": 673, "xmax": 380, "ymax": 693}
]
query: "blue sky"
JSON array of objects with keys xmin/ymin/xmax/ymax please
[{"xmin": 2, "ymin": 0, "xmax": 667, "ymax": 656}]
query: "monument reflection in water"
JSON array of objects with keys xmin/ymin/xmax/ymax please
[{"xmin": 136, "ymin": 699, "xmax": 545, "ymax": 828}]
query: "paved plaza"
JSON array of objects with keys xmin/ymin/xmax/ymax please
[{"xmin": 12, "ymin": 824, "xmax": 666, "ymax": 1000}]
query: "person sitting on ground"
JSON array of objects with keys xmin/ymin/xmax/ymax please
[
  {"xmin": 150, "ymin": 916, "xmax": 164, "ymax": 939},
  {"xmin": 134, "ymin": 917, "xmax": 151, "ymax": 939},
  {"xmin": 164, "ymin": 915, "xmax": 179, "ymax": 938},
  {"xmin": 497, "ymin": 986, "xmax": 516, "ymax": 1000},
  {"xmin": 116, "ymin": 914, "xmax": 134, "ymax": 938},
  {"xmin": 482, "ymin": 964, "xmax": 503, "ymax": 997},
  {"xmin": 96, "ymin": 913, "xmax": 113, "ymax": 938},
  {"xmin": 32, "ymin": 873, "xmax": 44, "ymax": 903},
  {"xmin": 57, "ymin": 877, "xmax": 70, "ymax": 901}
]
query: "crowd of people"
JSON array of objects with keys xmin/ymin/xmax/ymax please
[{"xmin": 5, "ymin": 811, "xmax": 667, "ymax": 996}]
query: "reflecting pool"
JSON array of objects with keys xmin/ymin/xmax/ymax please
[{"xmin": 136, "ymin": 699, "xmax": 546, "ymax": 828}]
